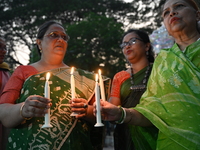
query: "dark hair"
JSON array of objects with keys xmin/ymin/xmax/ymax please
[
  {"xmin": 122, "ymin": 29, "xmax": 155, "ymax": 63},
  {"xmin": 36, "ymin": 20, "xmax": 64, "ymax": 55}
]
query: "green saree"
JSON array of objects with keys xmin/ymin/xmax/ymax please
[
  {"xmin": 134, "ymin": 40, "xmax": 200, "ymax": 149},
  {"xmin": 7, "ymin": 67, "xmax": 110, "ymax": 150}
]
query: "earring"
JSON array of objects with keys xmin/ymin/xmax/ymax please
[
  {"xmin": 125, "ymin": 59, "xmax": 131, "ymax": 69},
  {"xmin": 146, "ymin": 51, "xmax": 149, "ymax": 55},
  {"xmin": 39, "ymin": 47, "xmax": 42, "ymax": 53},
  {"xmin": 146, "ymin": 51, "xmax": 149, "ymax": 59}
]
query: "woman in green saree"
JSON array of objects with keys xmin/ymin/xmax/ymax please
[
  {"xmin": 0, "ymin": 20, "xmax": 110, "ymax": 150},
  {"xmin": 109, "ymin": 29, "xmax": 156, "ymax": 150},
  {"xmin": 94, "ymin": 0, "xmax": 200, "ymax": 149}
]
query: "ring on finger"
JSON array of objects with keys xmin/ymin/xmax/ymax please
[{"xmin": 83, "ymin": 103, "xmax": 88, "ymax": 108}]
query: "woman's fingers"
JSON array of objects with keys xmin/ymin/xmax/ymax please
[
  {"xmin": 93, "ymin": 100, "xmax": 120, "ymax": 121},
  {"xmin": 70, "ymin": 98, "xmax": 88, "ymax": 109},
  {"xmin": 22, "ymin": 95, "xmax": 51, "ymax": 118},
  {"xmin": 70, "ymin": 98, "xmax": 89, "ymax": 118}
]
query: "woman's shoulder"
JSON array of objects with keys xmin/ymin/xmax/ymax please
[
  {"xmin": 16, "ymin": 65, "xmax": 37, "ymax": 70},
  {"xmin": 14, "ymin": 65, "xmax": 38, "ymax": 79},
  {"xmin": 113, "ymin": 70, "xmax": 130, "ymax": 83},
  {"xmin": 114, "ymin": 70, "xmax": 130, "ymax": 78},
  {"xmin": 76, "ymin": 68, "xmax": 111, "ymax": 81}
]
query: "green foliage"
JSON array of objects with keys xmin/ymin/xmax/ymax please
[{"xmin": 65, "ymin": 13, "xmax": 125, "ymax": 77}]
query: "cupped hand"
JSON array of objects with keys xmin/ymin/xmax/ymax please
[
  {"xmin": 93, "ymin": 100, "xmax": 121, "ymax": 122},
  {"xmin": 70, "ymin": 98, "xmax": 88, "ymax": 118},
  {"xmin": 21, "ymin": 95, "xmax": 51, "ymax": 118}
]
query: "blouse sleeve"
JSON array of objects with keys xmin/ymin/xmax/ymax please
[
  {"xmin": 0, "ymin": 65, "xmax": 38, "ymax": 104},
  {"xmin": 110, "ymin": 71, "xmax": 130, "ymax": 98}
]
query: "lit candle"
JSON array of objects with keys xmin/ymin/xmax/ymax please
[
  {"xmin": 98, "ymin": 69, "xmax": 106, "ymax": 101},
  {"xmin": 70, "ymin": 67, "xmax": 78, "ymax": 116},
  {"xmin": 42, "ymin": 72, "xmax": 53, "ymax": 128},
  {"xmin": 94, "ymin": 74, "xmax": 104, "ymax": 127},
  {"xmin": 71, "ymin": 67, "xmax": 75, "ymax": 99}
]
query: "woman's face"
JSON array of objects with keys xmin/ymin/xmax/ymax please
[
  {"xmin": 0, "ymin": 42, "xmax": 7, "ymax": 64},
  {"xmin": 162, "ymin": 0, "xmax": 199, "ymax": 36},
  {"xmin": 37, "ymin": 24, "xmax": 68, "ymax": 60},
  {"xmin": 121, "ymin": 32, "xmax": 149, "ymax": 64}
]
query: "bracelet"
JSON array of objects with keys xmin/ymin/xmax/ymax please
[
  {"xmin": 115, "ymin": 106, "xmax": 126, "ymax": 124},
  {"xmin": 20, "ymin": 103, "xmax": 32, "ymax": 120}
]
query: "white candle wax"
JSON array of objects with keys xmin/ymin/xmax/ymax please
[
  {"xmin": 94, "ymin": 74, "xmax": 104, "ymax": 127},
  {"xmin": 42, "ymin": 72, "xmax": 52, "ymax": 128},
  {"xmin": 98, "ymin": 69, "xmax": 106, "ymax": 101},
  {"xmin": 70, "ymin": 67, "xmax": 78, "ymax": 116},
  {"xmin": 70, "ymin": 67, "xmax": 75, "ymax": 99}
]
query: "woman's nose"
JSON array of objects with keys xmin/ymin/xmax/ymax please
[
  {"xmin": 57, "ymin": 36, "xmax": 65, "ymax": 42},
  {"xmin": 170, "ymin": 10, "xmax": 177, "ymax": 17}
]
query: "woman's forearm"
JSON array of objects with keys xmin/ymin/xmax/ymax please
[
  {"xmin": 0, "ymin": 103, "xmax": 24, "ymax": 128},
  {"xmin": 124, "ymin": 108, "xmax": 153, "ymax": 127}
]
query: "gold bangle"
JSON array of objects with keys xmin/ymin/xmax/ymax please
[{"xmin": 20, "ymin": 103, "xmax": 32, "ymax": 120}]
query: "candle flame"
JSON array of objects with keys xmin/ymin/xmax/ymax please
[
  {"xmin": 98, "ymin": 69, "xmax": 101, "ymax": 75},
  {"xmin": 71, "ymin": 67, "xmax": 74, "ymax": 75},
  {"xmin": 95, "ymin": 74, "xmax": 98, "ymax": 82},
  {"xmin": 46, "ymin": 72, "xmax": 50, "ymax": 81}
]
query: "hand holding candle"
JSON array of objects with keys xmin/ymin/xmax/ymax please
[
  {"xmin": 42, "ymin": 72, "xmax": 53, "ymax": 128},
  {"xmin": 98, "ymin": 69, "xmax": 106, "ymax": 101},
  {"xmin": 94, "ymin": 74, "xmax": 104, "ymax": 127},
  {"xmin": 70, "ymin": 67, "xmax": 78, "ymax": 116}
]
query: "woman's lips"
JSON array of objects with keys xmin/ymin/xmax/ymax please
[
  {"xmin": 170, "ymin": 17, "xmax": 180, "ymax": 24},
  {"xmin": 55, "ymin": 45, "xmax": 64, "ymax": 49},
  {"xmin": 126, "ymin": 50, "xmax": 132, "ymax": 55}
]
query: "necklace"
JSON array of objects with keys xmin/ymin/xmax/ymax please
[{"xmin": 130, "ymin": 64, "xmax": 151, "ymax": 91}]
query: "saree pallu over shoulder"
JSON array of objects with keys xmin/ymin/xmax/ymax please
[
  {"xmin": 135, "ymin": 40, "xmax": 200, "ymax": 150},
  {"xmin": 7, "ymin": 67, "xmax": 110, "ymax": 150}
]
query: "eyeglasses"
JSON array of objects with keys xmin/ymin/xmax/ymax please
[
  {"xmin": 45, "ymin": 31, "xmax": 70, "ymax": 42},
  {"xmin": 120, "ymin": 37, "xmax": 143, "ymax": 49}
]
